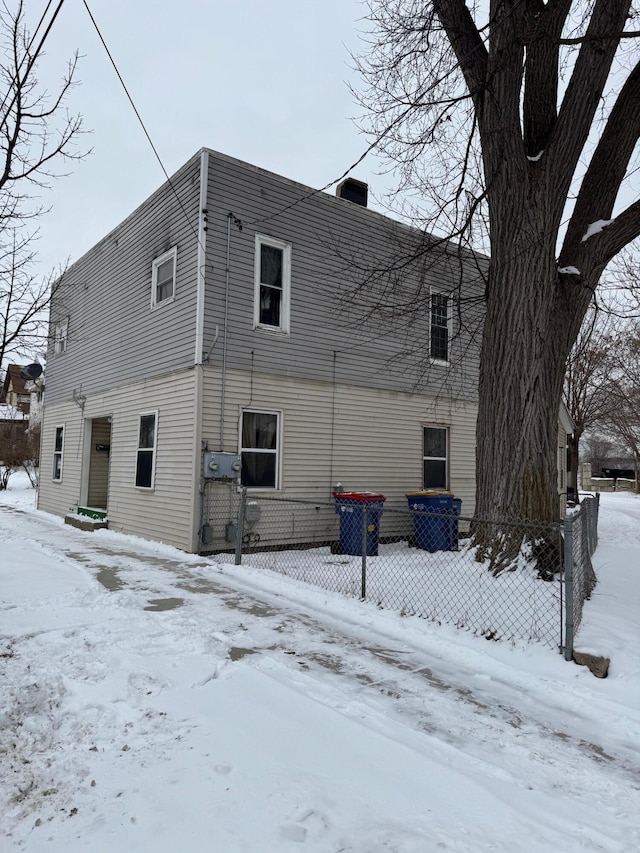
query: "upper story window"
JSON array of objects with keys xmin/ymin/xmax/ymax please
[
  {"xmin": 54, "ymin": 317, "xmax": 69, "ymax": 353},
  {"xmin": 423, "ymin": 426, "xmax": 448, "ymax": 490},
  {"xmin": 240, "ymin": 409, "xmax": 280, "ymax": 489},
  {"xmin": 254, "ymin": 235, "xmax": 291, "ymax": 334},
  {"xmin": 151, "ymin": 248, "xmax": 177, "ymax": 308},
  {"xmin": 430, "ymin": 292, "xmax": 450, "ymax": 363},
  {"xmin": 53, "ymin": 425, "xmax": 65, "ymax": 481},
  {"xmin": 135, "ymin": 411, "xmax": 158, "ymax": 489}
]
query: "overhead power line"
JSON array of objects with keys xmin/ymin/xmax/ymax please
[{"xmin": 81, "ymin": 0, "xmax": 200, "ymax": 243}]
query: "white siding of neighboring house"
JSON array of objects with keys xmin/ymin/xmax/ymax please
[
  {"xmin": 200, "ymin": 366, "xmax": 477, "ymax": 549},
  {"xmin": 38, "ymin": 368, "xmax": 199, "ymax": 551}
]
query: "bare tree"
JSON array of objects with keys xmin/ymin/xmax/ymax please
[
  {"xmin": 0, "ymin": 1, "xmax": 85, "ymax": 370},
  {"xmin": 354, "ymin": 1, "xmax": 640, "ymax": 540}
]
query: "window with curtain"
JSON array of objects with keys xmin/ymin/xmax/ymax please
[
  {"xmin": 240, "ymin": 410, "xmax": 280, "ymax": 489},
  {"xmin": 151, "ymin": 247, "xmax": 177, "ymax": 307}
]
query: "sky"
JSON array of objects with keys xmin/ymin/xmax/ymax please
[
  {"xmin": 27, "ymin": 0, "xmax": 384, "ymax": 275},
  {"xmin": 1, "ymin": 474, "xmax": 639, "ymax": 850},
  {"xmin": 16, "ymin": 1, "xmax": 640, "ymax": 306}
]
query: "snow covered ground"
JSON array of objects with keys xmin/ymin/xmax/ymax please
[{"xmin": 1, "ymin": 473, "xmax": 639, "ymax": 852}]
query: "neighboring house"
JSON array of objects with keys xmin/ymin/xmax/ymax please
[
  {"xmin": 1, "ymin": 365, "xmax": 31, "ymax": 417},
  {"xmin": 38, "ymin": 150, "xmax": 485, "ymax": 552}
]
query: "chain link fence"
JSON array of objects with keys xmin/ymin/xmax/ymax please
[
  {"xmin": 563, "ymin": 495, "xmax": 600, "ymax": 660},
  {"xmin": 201, "ymin": 486, "xmax": 575, "ymax": 650}
]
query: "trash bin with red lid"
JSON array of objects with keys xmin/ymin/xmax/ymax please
[{"xmin": 333, "ymin": 492, "xmax": 386, "ymax": 556}]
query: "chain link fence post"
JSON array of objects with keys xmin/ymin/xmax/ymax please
[
  {"xmin": 234, "ymin": 487, "xmax": 247, "ymax": 566},
  {"xmin": 563, "ymin": 514, "xmax": 574, "ymax": 661},
  {"xmin": 361, "ymin": 505, "xmax": 367, "ymax": 600}
]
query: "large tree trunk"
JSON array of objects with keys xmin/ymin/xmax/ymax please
[
  {"xmin": 473, "ymin": 145, "xmax": 585, "ymax": 523},
  {"xmin": 473, "ymin": 199, "xmax": 585, "ymax": 575},
  {"xmin": 476, "ymin": 250, "xmax": 567, "ymax": 524}
]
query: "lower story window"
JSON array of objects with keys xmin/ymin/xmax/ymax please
[
  {"xmin": 135, "ymin": 412, "xmax": 157, "ymax": 488},
  {"xmin": 53, "ymin": 425, "xmax": 64, "ymax": 481},
  {"xmin": 423, "ymin": 426, "xmax": 448, "ymax": 489},
  {"xmin": 240, "ymin": 410, "xmax": 280, "ymax": 489}
]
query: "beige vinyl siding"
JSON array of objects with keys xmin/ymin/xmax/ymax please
[
  {"xmin": 203, "ymin": 150, "xmax": 484, "ymax": 403},
  {"xmin": 45, "ymin": 155, "xmax": 201, "ymax": 403},
  {"xmin": 39, "ymin": 410, "xmax": 84, "ymax": 517},
  {"xmin": 201, "ymin": 365, "xmax": 476, "ymax": 548},
  {"xmin": 39, "ymin": 369, "xmax": 198, "ymax": 551}
]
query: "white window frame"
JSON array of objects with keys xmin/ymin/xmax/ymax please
[
  {"xmin": 253, "ymin": 234, "xmax": 291, "ymax": 334},
  {"xmin": 151, "ymin": 247, "xmax": 177, "ymax": 309},
  {"xmin": 134, "ymin": 410, "xmax": 158, "ymax": 490},
  {"xmin": 239, "ymin": 408, "xmax": 282, "ymax": 490},
  {"xmin": 54, "ymin": 317, "xmax": 69, "ymax": 354},
  {"xmin": 53, "ymin": 424, "xmax": 65, "ymax": 481},
  {"xmin": 429, "ymin": 290, "xmax": 451, "ymax": 364},
  {"xmin": 423, "ymin": 425, "xmax": 448, "ymax": 490}
]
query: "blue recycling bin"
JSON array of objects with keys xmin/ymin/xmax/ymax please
[
  {"xmin": 406, "ymin": 491, "xmax": 457, "ymax": 552},
  {"xmin": 333, "ymin": 492, "xmax": 386, "ymax": 556}
]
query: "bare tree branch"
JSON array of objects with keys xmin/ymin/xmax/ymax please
[
  {"xmin": 0, "ymin": 3, "xmax": 86, "ymax": 370},
  {"xmin": 549, "ymin": 0, "xmax": 633, "ymax": 210}
]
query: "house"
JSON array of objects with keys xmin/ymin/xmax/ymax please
[
  {"xmin": 1, "ymin": 364, "xmax": 31, "ymax": 416},
  {"xmin": 37, "ymin": 149, "xmax": 486, "ymax": 552}
]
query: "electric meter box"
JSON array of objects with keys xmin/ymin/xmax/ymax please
[{"xmin": 203, "ymin": 451, "xmax": 242, "ymax": 480}]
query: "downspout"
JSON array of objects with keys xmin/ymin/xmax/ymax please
[
  {"xmin": 190, "ymin": 149, "xmax": 208, "ymax": 552},
  {"xmin": 220, "ymin": 212, "xmax": 232, "ymax": 451}
]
